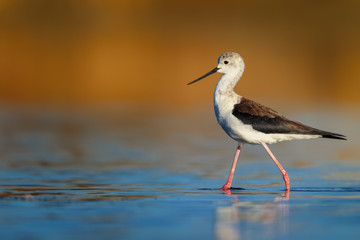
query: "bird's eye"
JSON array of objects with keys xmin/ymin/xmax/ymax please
[{"xmin": 224, "ymin": 60, "xmax": 229, "ymax": 64}]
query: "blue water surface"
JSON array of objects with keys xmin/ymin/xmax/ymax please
[{"xmin": 0, "ymin": 105, "xmax": 359, "ymax": 240}]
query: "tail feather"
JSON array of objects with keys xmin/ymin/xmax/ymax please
[{"xmin": 321, "ymin": 133, "xmax": 346, "ymax": 140}]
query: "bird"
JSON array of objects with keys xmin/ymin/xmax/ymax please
[{"xmin": 187, "ymin": 52, "xmax": 346, "ymax": 191}]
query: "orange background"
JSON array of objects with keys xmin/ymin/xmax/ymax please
[{"xmin": 0, "ymin": 0, "xmax": 359, "ymax": 107}]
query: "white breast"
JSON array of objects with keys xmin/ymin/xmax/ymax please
[
  {"xmin": 213, "ymin": 83, "xmax": 321, "ymax": 144},
  {"xmin": 214, "ymin": 91, "xmax": 260, "ymax": 144}
]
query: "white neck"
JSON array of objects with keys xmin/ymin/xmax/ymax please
[
  {"xmin": 214, "ymin": 67, "xmax": 244, "ymax": 96},
  {"xmin": 213, "ymin": 67, "xmax": 244, "ymax": 123}
]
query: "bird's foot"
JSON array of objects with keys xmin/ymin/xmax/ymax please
[{"xmin": 221, "ymin": 183, "xmax": 231, "ymax": 190}]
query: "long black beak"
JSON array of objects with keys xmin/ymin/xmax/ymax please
[{"xmin": 187, "ymin": 67, "xmax": 220, "ymax": 85}]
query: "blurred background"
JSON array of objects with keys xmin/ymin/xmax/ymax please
[
  {"xmin": 0, "ymin": 2, "xmax": 359, "ymax": 239},
  {"xmin": 0, "ymin": 0, "xmax": 359, "ymax": 170},
  {"xmin": 0, "ymin": 0, "xmax": 359, "ymax": 109}
]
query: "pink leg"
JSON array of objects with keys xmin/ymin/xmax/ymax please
[
  {"xmin": 261, "ymin": 142, "xmax": 290, "ymax": 191},
  {"xmin": 222, "ymin": 144, "xmax": 242, "ymax": 190}
]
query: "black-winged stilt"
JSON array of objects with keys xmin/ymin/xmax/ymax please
[{"xmin": 188, "ymin": 52, "xmax": 346, "ymax": 191}]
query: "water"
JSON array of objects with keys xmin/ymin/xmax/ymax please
[{"xmin": 0, "ymin": 105, "xmax": 359, "ymax": 240}]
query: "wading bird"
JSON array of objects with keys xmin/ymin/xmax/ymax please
[{"xmin": 188, "ymin": 52, "xmax": 346, "ymax": 191}]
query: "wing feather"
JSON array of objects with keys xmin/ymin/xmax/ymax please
[{"xmin": 232, "ymin": 98, "xmax": 346, "ymax": 140}]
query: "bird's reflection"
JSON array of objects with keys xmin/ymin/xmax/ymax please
[{"xmin": 215, "ymin": 189, "xmax": 289, "ymax": 240}]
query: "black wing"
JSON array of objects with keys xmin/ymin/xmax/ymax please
[{"xmin": 232, "ymin": 98, "xmax": 346, "ymax": 140}]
